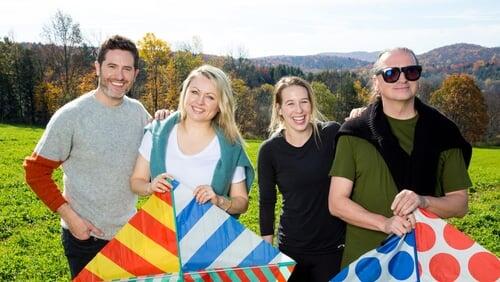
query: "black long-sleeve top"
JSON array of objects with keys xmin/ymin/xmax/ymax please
[{"xmin": 258, "ymin": 122, "xmax": 345, "ymax": 254}]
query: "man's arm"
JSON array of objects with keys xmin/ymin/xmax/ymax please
[
  {"xmin": 391, "ymin": 148, "xmax": 470, "ymax": 218},
  {"xmin": 424, "ymin": 189, "xmax": 468, "ymax": 218},
  {"xmin": 328, "ymin": 176, "xmax": 413, "ymax": 236},
  {"xmin": 391, "ymin": 189, "xmax": 468, "ymax": 218},
  {"xmin": 24, "ymin": 153, "xmax": 103, "ymax": 239},
  {"xmin": 24, "ymin": 153, "xmax": 66, "ymax": 211}
]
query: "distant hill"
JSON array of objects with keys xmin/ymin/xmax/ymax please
[
  {"xmin": 417, "ymin": 43, "xmax": 500, "ymax": 71},
  {"xmin": 415, "ymin": 43, "xmax": 500, "ymax": 85},
  {"xmin": 317, "ymin": 51, "xmax": 379, "ymax": 62},
  {"xmin": 251, "ymin": 54, "xmax": 370, "ymax": 72},
  {"xmin": 248, "ymin": 43, "xmax": 499, "ymax": 75}
]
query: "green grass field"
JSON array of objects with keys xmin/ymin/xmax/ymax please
[{"xmin": 0, "ymin": 123, "xmax": 498, "ymax": 280}]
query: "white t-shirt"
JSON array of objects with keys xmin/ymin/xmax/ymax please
[{"xmin": 139, "ymin": 124, "xmax": 245, "ymax": 191}]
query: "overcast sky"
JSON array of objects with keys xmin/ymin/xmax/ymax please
[{"xmin": 1, "ymin": 0, "xmax": 499, "ymax": 57}]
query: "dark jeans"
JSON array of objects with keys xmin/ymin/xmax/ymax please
[
  {"xmin": 284, "ymin": 245, "xmax": 344, "ymax": 282},
  {"xmin": 61, "ymin": 228, "xmax": 109, "ymax": 279}
]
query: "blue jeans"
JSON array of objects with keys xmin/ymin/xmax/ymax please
[{"xmin": 61, "ymin": 228, "xmax": 109, "ymax": 278}]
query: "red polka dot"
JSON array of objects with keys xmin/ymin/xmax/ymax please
[
  {"xmin": 469, "ymin": 252, "xmax": 500, "ymax": 282},
  {"xmin": 416, "ymin": 222, "xmax": 436, "ymax": 252},
  {"xmin": 419, "ymin": 208, "xmax": 439, "ymax": 218},
  {"xmin": 418, "ymin": 261, "xmax": 422, "ymax": 277},
  {"xmin": 443, "ymin": 224, "xmax": 475, "ymax": 250},
  {"xmin": 429, "ymin": 253, "xmax": 460, "ymax": 282}
]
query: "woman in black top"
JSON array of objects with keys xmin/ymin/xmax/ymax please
[{"xmin": 258, "ymin": 76, "xmax": 345, "ymax": 281}]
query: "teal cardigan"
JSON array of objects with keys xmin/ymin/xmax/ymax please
[{"xmin": 147, "ymin": 112, "xmax": 254, "ymax": 197}]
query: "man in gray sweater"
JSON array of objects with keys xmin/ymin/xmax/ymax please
[{"xmin": 24, "ymin": 35, "xmax": 150, "ymax": 278}]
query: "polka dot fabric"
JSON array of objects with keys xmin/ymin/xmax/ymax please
[
  {"xmin": 331, "ymin": 231, "xmax": 418, "ymax": 281},
  {"xmin": 330, "ymin": 208, "xmax": 499, "ymax": 281},
  {"xmin": 415, "ymin": 208, "xmax": 500, "ymax": 282}
]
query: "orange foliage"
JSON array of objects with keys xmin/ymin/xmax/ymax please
[
  {"xmin": 34, "ymin": 82, "xmax": 64, "ymax": 118},
  {"xmin": 78, "ymin": 70, "xmax": 97, "ymax": 95},
  {"xmin": 430, "ymin": 74, "xmax": 489, "ymax": 143}
]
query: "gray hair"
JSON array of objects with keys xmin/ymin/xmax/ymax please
[
  {"xmin": 371, "ymin": 47, "xmax": 419, "ymax": 75},
  {"xmin": 369, "ymin": 47, "xmax": 420, "ymax": 100}
]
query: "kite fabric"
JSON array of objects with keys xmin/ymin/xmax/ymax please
[
  {"xmin": 74, "ymin": 180, "xmax": 295, "ymax": 281},
  {"xmin": 331, "ymin": 208, "xmax": 500, "ymax": 282}
]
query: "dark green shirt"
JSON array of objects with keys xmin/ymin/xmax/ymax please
[{"xmin": 330, "ymin": 115, "xmax": 472, "ymax": 267}]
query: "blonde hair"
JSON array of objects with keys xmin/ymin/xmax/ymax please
[
  {"xmin": 370, "ymin": 47, "xmax": 420, "ymax": 102},
  {"xmin": 268, "ymin": 76, "xmax": 325, "ymax": 138},
  {"xmin": 178, "ymin": 64, "xmax": 244, "ymax": 144}
]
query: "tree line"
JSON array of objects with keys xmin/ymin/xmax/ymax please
[{"xmin": 0, "ymin": 11, "xmax": 496, "ymax": 144}]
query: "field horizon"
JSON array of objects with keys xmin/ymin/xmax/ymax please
[{"xmin": 0, "ymin": 123, "xmax": 498, "ymax": 280}]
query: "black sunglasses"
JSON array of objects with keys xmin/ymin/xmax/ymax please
[{"xmin": 376, "ymin": 65, "xmax": 422, "ymax": 83}]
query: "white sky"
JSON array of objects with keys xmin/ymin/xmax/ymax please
[{"xmin": 1, "ymin": 0, "xmax": 499, "ymax": 58}]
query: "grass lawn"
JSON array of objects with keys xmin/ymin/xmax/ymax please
[{"xmin": 0, "ymin": 123, "xmax": 498, "ymax": 280}]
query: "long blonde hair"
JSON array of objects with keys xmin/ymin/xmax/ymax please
[
  {"xmin": 178, "ymin": 64, "xmax": 244, "ymax": 144},
  {"xmin": 268, "ymin": 76, "xmax": 325, "ymax": 138}
]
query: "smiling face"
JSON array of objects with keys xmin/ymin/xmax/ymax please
[
  {"xmin": 374, "ymin": 50, "xmax": 419, "ymax": 103},
  {"xmin": 183, "ymin": 74, "xmax": 220, "ymax": 123},
  {"xmin": 277, "ymin": 85, "xmax": 312, "ymax": 134},
  {"xmin": 95, "ymin": 49, "xmax": 138, "ymax": 106}
]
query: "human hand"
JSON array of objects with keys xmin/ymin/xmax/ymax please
[
  {"xmin": 69, "ymin": 217, "xmax": 104, "ymax": 240},
  {"xmin": 345, "ymin": 106, "xmax": 367, "ymax": 121},
  {"xmin": 262, "ymin": 235, "xmax": 274, "ymax": 245},
  {"xmin": 405, "ymin": 213, "xmax": 416, "ymax": 229},
  {"xmin": 148, "ymin": 173, "xmax": 174, "ymax": 194},
  {"xmin": 154, "ymin": 109, "xmax": 172, "ymax": 121},
  {"xmin": 193, "ymin": 185, "xmax": 217, "ymax": 204},
  {"xmin": 381, "ymin": 215, "xmax": 413, "ymax": 236},
  {"xmin": 58, "ymin": 204, "xmax": 104, "ymax": 240},
  {"xmin": 391, "ymin": 189, "xmax": 428, "ymax": 216}
]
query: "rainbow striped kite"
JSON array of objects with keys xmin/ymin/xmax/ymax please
[
  {"xmin": 74, "ymin": 180, "xmax": 295, "ymax": 281},
  {"xmin": 331, "ymin": 208, "xmax": 500, "ymax": 281}
]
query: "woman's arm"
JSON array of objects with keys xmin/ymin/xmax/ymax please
[
  {"xmin": 130, "ymin": 155, "xmax": 172, "ymax": 196},
  {"xmin": 193, "ymin": 181, "xmax": 248, "ymax": 214},
  {"xmin": 258, "ymin": 142, "xmax": 277, "ymax": 243},
  {"xmin": 225, "ymin": 181, "xmax": 249, "ymax": 214}
]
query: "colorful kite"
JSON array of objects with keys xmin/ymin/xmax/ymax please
[
  {"xmin": 331, "ymin": 208, "xmax": 500, "ymax": 282},
  {"xmin": 74, "ymin": 180, "xmax": 295, "ymax": 281}
]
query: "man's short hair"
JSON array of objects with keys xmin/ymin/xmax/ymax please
[{"xmin": 96, "ymin": 35, "xmax": 139, "ymax": 69}]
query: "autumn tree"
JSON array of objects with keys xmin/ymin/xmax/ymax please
[
  {"xmin": 138, "ymin": 33, "xmax": 171, "ymax": 113},
  {"xmin": 232, "ymin": 78, "xmax": 255, "ymax": 137},
  {"xmin": 42, "ymin": 10, "xmax": 86, "ymax": 102},
  {"xmin": 418, "ymin": 78, "xmax": 440, "ymax": 103},
  {"xmin": 353, "ymin": 79, "xmax": 370, "ymax": 106},
  {"xmin": 78, "ymin": 70, "xmax": 97, "ymax": 95},
  {"xmin": 312, "ymin": 81, "xmax": 335, "ymax": 121},
  {"xmin": 333, "ymin": 74, "xmax": 363, "ymax": 122},
  {"xmin": 483, "ymin": 79, "xmax": 500, "ymax": 144},
  {"xmin": 430, "ymin": 74, "xmax": 489, "ymax": 143},
  {"xmin": 165, "ymin": 50, "xmax": 203, "ymax": 108},
  {"xmin": 34, "ymin": 81, "xmax": 64, "ymax": 122},
  {"xmin": 252, "ymin": 83, "xmax": 274, "ymax": 137}
]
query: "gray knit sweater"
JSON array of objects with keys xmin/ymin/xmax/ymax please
[{"xmin": 34, "ymin": 91, "xmax": 150, "ymax": 240}]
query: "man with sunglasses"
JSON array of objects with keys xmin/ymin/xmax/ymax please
[{"xmin": 328, "ymin": 47, "xmax": 472, "ymax": 267}]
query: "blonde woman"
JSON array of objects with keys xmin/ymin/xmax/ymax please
[
  {"xmin": 131, "ymin": 65, "xmax": 254, "ymax": 215},
  {"xmin": 258, "ymin": 76, "xmax": 345, "ymax": 281}
]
